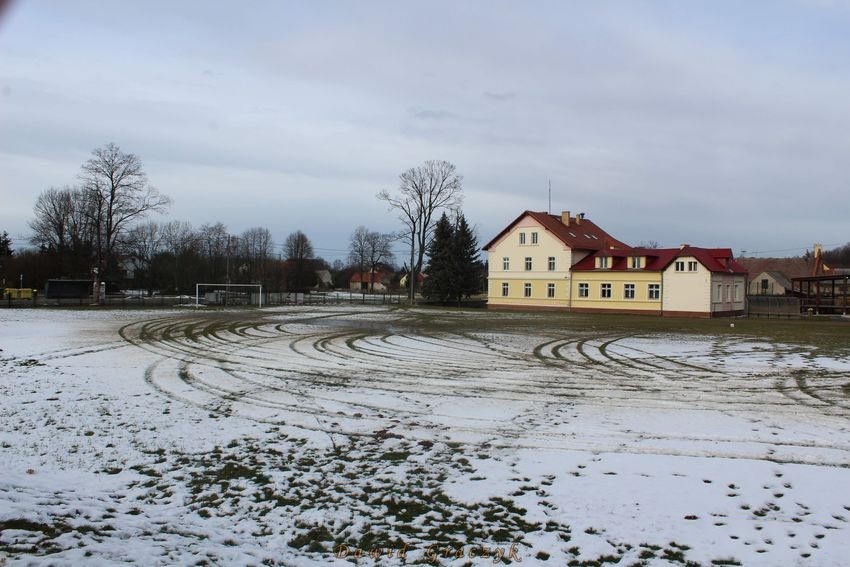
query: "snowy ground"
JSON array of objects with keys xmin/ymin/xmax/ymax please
[{"xmin": 1, "ymin": 306, "xmax": 849, "ymax": 566}]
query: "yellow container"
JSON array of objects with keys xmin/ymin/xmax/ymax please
[{"xmin": 3, "ymin": 288, "xmax": 34, "ymax": 299}]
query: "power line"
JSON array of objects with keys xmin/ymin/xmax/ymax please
[{"xmin": 741, "ymin": 242, "xmax": 846, "ymax": 256}]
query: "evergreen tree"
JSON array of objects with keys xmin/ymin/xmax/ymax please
[
  {"xmin": 0, "ymin": 231, "xmax": 12, "ymax": 287},
  {"xmin": 422, "ymin": 213, "xmax": 455, "ymax": 302},
  {"xmin": 451, "ymin": 214, "xmax": 481, "ymax": 305}
]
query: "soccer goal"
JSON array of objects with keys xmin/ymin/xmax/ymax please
[{"xmin": 195, "ymin": 283, "xmax": 263, "ymax": 308}]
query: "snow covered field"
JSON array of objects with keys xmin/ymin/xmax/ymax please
[{"xmin": 1, "ymin": 306, "xmax": 849, "ymax": 566}]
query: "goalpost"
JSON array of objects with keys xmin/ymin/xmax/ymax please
[{"xmin": 195, "ymin": 283, "xmax": 263, "ymax": 308}]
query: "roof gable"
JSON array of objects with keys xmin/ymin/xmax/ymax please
[{"xmin": 482, "ymin": 210, "xmax": 629, "ymax": 252}]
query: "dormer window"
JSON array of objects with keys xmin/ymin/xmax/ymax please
[
  {"xmin": 597, "ymin": 256, "xmax": 610, "ymax": 269},
  {"xmin": 630, "ymin": 256, "xmax": 642, "ymax": 269}
]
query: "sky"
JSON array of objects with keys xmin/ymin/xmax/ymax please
[{"xmin": 2, "ymin": 0, "xmax": 849, "ymax": 263}]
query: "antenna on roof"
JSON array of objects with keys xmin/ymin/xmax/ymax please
[{"xmin": 548, "ymin": 179, "xmax": 551, "ymax": 215}]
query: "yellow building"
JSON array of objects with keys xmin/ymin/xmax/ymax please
[
  {"xmin": 482, "ymin": 210, "xmax": 628, "ymax": 310},
  {"xmin": 570, "ymin": 246, "xmax": 747, "ymax": 317},
  {"xmin": 483, "ymin": 210, "xmax": 747, "ymax": 317}
]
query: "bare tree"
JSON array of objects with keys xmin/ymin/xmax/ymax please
[
  {"xmin": 122, "ymin": 221, "xmax": 162, "ymax": 293},
  {"xmin": 378, "ymin": 160, "xmax": 462, "ymax": 300},
  {"xmin": 161, "ymin": 220, "xmax": 198, "ymax": 292},
  {"xmin": 240, "ymin": 227, "xmax": 274, "ymax": 281},
  {"xmin": 29, "ymin": 185, "xmax": 96, "ymax": 275},
  {"xmin": 283, "ymin": 230, "xmax": 314, "ymax": 261},
  {"xmin": 198, "ymin": 222, "xmax": 231, "ymax": 281},
  {"xmin": 30, "ymin": 186, "xmax": 93, "ymax": 252},
  {"xmin": 348, "ymin": 226, "xmax": 395, "ymax": 292},
  {"xmin": 348, "ymin": 225, "xmax": 370, "ymax": 284},
  {"xmin": 79, "ymin": 143, "xmax": 171, "ymax": 281},
  {"xmin": 283, "ymin": 230, "xmax": 315, "ymax": 292},
  {"xmin": 639, "ymin": 240, "xmax": 661, "ymax": 249}
]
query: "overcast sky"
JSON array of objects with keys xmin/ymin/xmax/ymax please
[{"xmin": 2, "ymin": 1, "xmax": 849, "ymax": 262}]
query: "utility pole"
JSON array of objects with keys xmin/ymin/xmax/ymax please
[{"xmin": 548, "ymin": 179, "xmax": 551, "ymax": 215}]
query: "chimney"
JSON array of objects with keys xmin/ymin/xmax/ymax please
[
  {"xmin": 576, "ymin": 212, "xmax": 584, "ymax": 226},
  {"xmin": 679, "ymin": 243, "xmax": 689, "ymax": 250},
  {"xmin": 561, "ymin": 211, "xmax": 571, "ymax": 226}
]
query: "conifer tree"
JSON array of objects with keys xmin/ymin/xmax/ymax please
[
  {"xmin": 422, "ymin": 213, "xmax": 455, "ymax": 302},
  {"xmin": 451, "ymin": 214, "xmax": 481, "ymax": 306}
]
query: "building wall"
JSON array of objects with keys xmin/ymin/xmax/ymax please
[
  {"xmin": 710, "ymin": 274, "xmax": 746, "ymax": 314},
  {"xmin": 662, "ymin": 257, "xmax": 712, "ymax": 314},
  {"xmin": 570, "ymin": 271, "xmax": 662, "ymax": 313},
  {"xmin": 486, "ymin": 217, "xmax": 575, "ymax": 308},
  {"xmin": 748, "ymin": 272, "xmax": 789, "ymax": 295}
]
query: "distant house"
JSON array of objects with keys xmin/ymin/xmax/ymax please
[
  {"xmin": 737, "ymin": 257, "xmax": 812, "ymax": 296},
  {"xmin": 749, "ymin": 271, "xmax": 794, "ymax": 296},
  {"xmin": 399, "ymin": 272, "xmax": 425, "ymax": 289},
  {"xmin": 350, "ymin": 271, "xmax": 390, "ymax": 292},
  {"xmin": 314, "ymin": 269, "xmax": 332, "ymax": 289}
]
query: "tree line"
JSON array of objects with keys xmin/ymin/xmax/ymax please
[{"xmin": 2, "ymin": 145, "xmax": 485, "ymax": 301}]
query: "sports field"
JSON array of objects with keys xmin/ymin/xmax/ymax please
[{"xmin": 1, "ymin": 306, "xmax": 849, "ymax": 565}]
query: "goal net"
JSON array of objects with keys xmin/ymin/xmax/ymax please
[{"xmin": 195, "ymin": 283, "xmax": 263, "ymax": 308}]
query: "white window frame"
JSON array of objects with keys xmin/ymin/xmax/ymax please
[
  {"xmin": 601, "ymin": 283, "xmax": 612, "ymax": 299},
  {"xmin": 524, "ymin": 282, "xmax": 532, "ymax": 297},
  {"xmin": 578, "ymin": 283, "xmax": 589, "ymax": 298},
  {"xmin": 519, "ymin": 232, "xmax": 526, "ymax": 245},
  {"xmin": 525, "ymin": 257, "xmax": 532, "ymax": 271},
  {"xmin": 648, "ymin": 283, "xmax": 660, "ymax": 300},
  {"xmin": 548, "ymin": 256, "xmax": 555, "ymax": 271},
  {"xmin": 598, "ymin": 256, "xmax": 609, "ymax": 269},
  {"xmin": 502, "ymin": 257, "xmax": 509, "ymax": 271},
  {"xmin": 501, "ymin": 282, "xmax": 509, "ymax": 297},
  {"xmin": 531, "ymin": 232, "xmax": 538, "ymax": 244},
  {"xmin": 688, "ymin": 261, "xmax": 698, "ymax": 272},
  {"xmin": 624, "ymin": 283, "xmax": 635, "ymax": 299},
  {"xmin": 630, "ymin": 256, "xmax": 641, "ymax": 269},
  {"xmin": 547, "ymin": 283, "xmax": 555, "ymax": 298},
  {"xmin": 675, "ymin": 261, "xmax": 685, "ymax": 272}
]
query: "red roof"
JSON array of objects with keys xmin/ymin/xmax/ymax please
[
  {"xmin": 482, "ymin": 211, "xmax": 630, "ymax": 252},
  {"xmin": 572, "ymin": 246, "xmax": 747, "ymax": 275},
  {"xmin": 350, "ymin": 272, "xmax": 389, "ymax": 284},
  {"xmin": 736, "ymin": 257, "xmax": 814, "ymax": 279}
]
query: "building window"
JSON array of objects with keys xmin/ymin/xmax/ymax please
[
  {"xmin": 578, "ymin": 283, "xmax": 589, "ymax": 298},
  {"xmin": 760, "ymin": 278, "xmax": 769, "ymax": 294},
  {"xmin": 716, "ymin": 284, "xmax": 722, "ymax": 302},
  {"xmin": 601, "ymin": 283, "xmax": 612, "ymax": 298},
  {"xmin": 648, "ymin": 284, "xmax": 660, "ymax": 300},
  {"xmin": 519, "ymin": 232, "xmax": 526, "ymax": 244},
  {"xmin": 725, "ymin": 284, "xmax": 730, "ymax": 302},
  {"xmin": 501, "ymin": 282, "xmax": 509, "ymax": 297},
  {"xmin": 630, "ymin": 256, "xmax": 641, "ymax": 269},
  {"xmin": 525, "ymin": 257, "xmax": 532, "ymax": 271},
  {"xmin": 531, "ymin": 232, "xmax": 538, "ymax": 244},
  {"xmin": 598, "ymin": 256, "xmax": 609, "ymax": 269},
  {"xmin": 624, "ymin": 283, "xmax": 635, "ymax": 299},
  {"xmin": 502, "ymin": 257, "xmax": 510, "ymax": 271},
  {"xmin": 734, "ymin": 283, "xmax": 741, "ymax": 302},
  {"xmin": 524, "ymin": 283, "xmax": 532, "ymax": 297},
  {"xmin": 675, "ymin": 260, "xmax": 685, "ymax": 272},
  {"xmin": 547, "ymin": 283, "xmax": 555, "ymax": 298},
  {"xmin": 548, "ymin": 257, "xmax": 555, "ymax": 271},
  {"xmin": 688, "ymin": 261, "xmax": 698, "ymax": 272}
]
